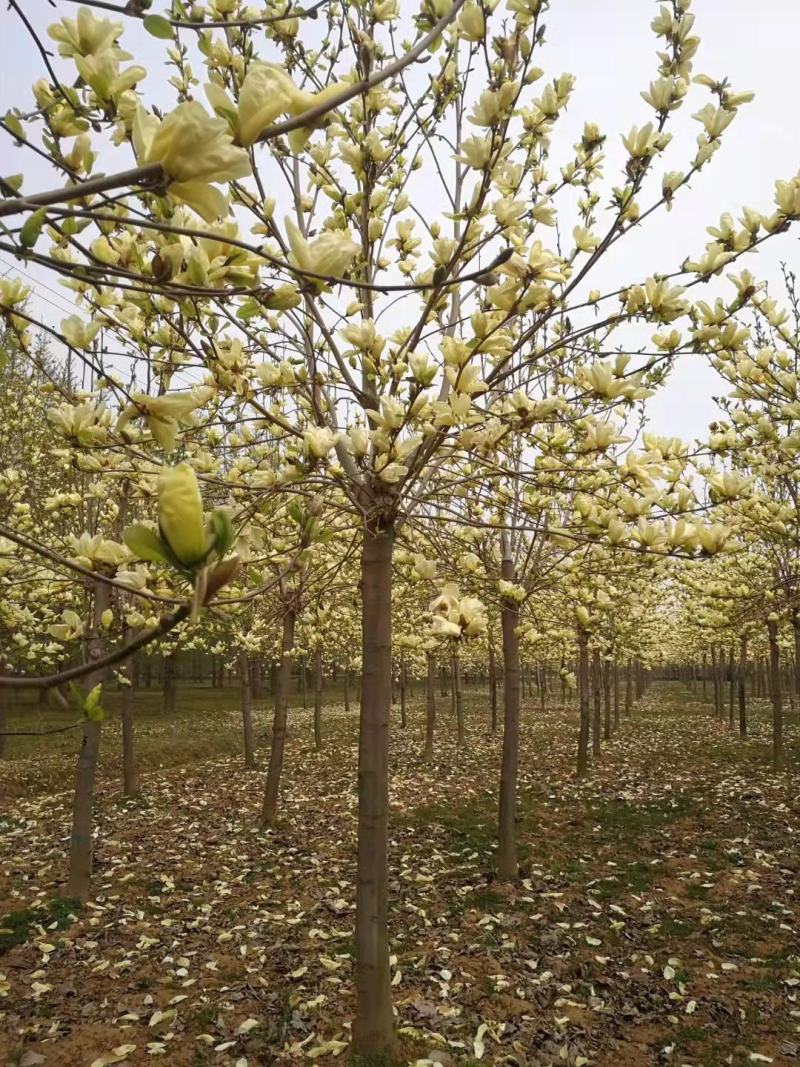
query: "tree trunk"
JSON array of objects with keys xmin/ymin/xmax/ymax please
[
  {"xmin": 767, "ymin": 617, "xmax": 783, "ymax": 771},
  {"xmin": 539, "ymin": 665, "xmax": 546, "ymax": 712},
  {"xmin": 344, "ymin": 661, "xmax": 351, "ymax": 714},
  {"xmin": 728, "ymin": 644, "xmax": 735, "ymax": 729},
  {"xmin": 314, "ymin": 642, "xmax": 323, "ymax": 751},
  {"xmin": 577, "ymin": 629, "xmax": 590, "ymax": 777},
  {"xmin": 625, "ymin": 657, "xmax": 633, "ymax": 714},
  {"xmin": 121, "ymin": 641, "xmax": 139, "ymax": 797},
  {"xmin": 452, "ymin": 651, "xmax": 464, "ymax": 747},
  {"xmin": 613, "ymin": 661, "xmax": 620, "ymax": 731},
  {"xmin": 602, "ymin": 657, "xmax": 611, "ymax": 740},
  {"xmin": 260, "ymin": 606, "xmax": 296, "ymax": 827},
  {"xmin": 251, "ymin": 658, "xmax": 262, "ymax": 701},
  {"xmin": 592, "ymin": 649, "xmax": 602, "ymax": 757},
  {"xmin": 497, "ymin": 554, "xmax": 521, "ymax": 883},
  {"xmin": 0, "ymin": 685, "xmax": 8, "ymax": 759},
  {"xmin": 424, "ymin": 651, "xmax": 436, "ymax": 762},
  {"xmin": 66, "ymin": 581, "xmax": 110, "ymax": 902},
  {"xmin": 488, "ymin": 640, "xmax": 498, "ymax": 733},
  {"xmin": 702, "ymin": 652, "xmax": 707, "ymax": 702},
  {"xmin": 240, "ymin": 650, "xmax": 255, "ymax": 770},
  {"xmin": 352, "ymin": 522, "xmax": 395, "ymax": 1056},
  {"xmin": 399, "ymin": 655, "xmax": 407, "ymax": 729},
  {"xmin": 716, "ymin": 644, "xmax": 725, "ymax": 721},
  {"xmin": 738, "ymin": 634, "xmax": 747, "ymax": 738},
  {"xmin": 163, "ymin": 652, "xmax": 177, "ymax": 715}
]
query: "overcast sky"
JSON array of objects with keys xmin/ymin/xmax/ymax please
[{"xmin": 2, "ymin": 0, "xmax": 799, "ymax": 439}]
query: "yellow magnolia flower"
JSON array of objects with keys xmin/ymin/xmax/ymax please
[
  {"xmin": 48, "ymin": 7, "xmax": 126, "ymax": 59},
  {"xmin": 158, "ymin": 463, "xmax": 208, "ymax": 567},
  {"xmin": 303, "ymin": 426, "xmax": 338, "ymax": 459},
  {"xmin": 61, "ymin": 315, "xmax": 101, "ymax": 350},
  {"xmin": 133, "ymin": 102, "xmax": 251, "ymax": 221},
  {"xmin": 285, "ymin": 218, "xmax": 359, "ymax": 288},
  {"xmin": 48, "ymin": 609, "xmax": 84, "ymax": 642},
  {"xmin": 118, "ymin": 386, "xmax": 214, "ymax": 453},
  {"xmin": 458, "ymin": 1, "xmax": 485, "ymax": 40},
  {"xmin": 75, "ymin": 51, "xmax": 146, "ymax": 103},
  {"xmin": 238, "ymin": 64, "xmax": 303, "ymax": 145}
]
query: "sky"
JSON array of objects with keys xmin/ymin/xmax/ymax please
[{"xmin": 2, "ymin": 0, "xmax": 799, "ymax": 440}]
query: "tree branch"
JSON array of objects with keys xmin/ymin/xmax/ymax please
[
  {"xmin": 256, "ymin": 0, "xmax": 468, "ymax": 142},
  {"xmin": 0, "ymin": 605, "xmax": 190, "ymax": 690},
  {"xmin": 0, "ymin": 163, "xmax": 166, "ymax": 219}
]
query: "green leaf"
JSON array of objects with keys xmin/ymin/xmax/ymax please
[
  {"xmin": 123, "ymin": 523, "xmax": 172, "ymax": 564},
  {"xmin": 287, "ymin": 500, "xmax": 304, "ymax": 524},
  {"xmin": 3, "ymin": 112, "xmax": 23, "ymax": 140},
  {"xmin": 143, "ymin": 14, "xmax": 174, "ymax": 39},
  {"xmin": 84, "ymin": 683, "xmax": 102, "ymax": 713},
  {"xmin": 209, "ymin": 509, "xmax": 234, "ymax": 559},
  {"xmin": 67, "ymin": 682, "xmax": 84, "ymax": 709},
  {"xmin": 85, "ymin": 700, "xmax": 105, "ymax": 723},
  {"xmin": 236, "ymin": 300, "xmax": 261, "ymax": 322},
  {"xmin": 2, "ymin": 173, "xmax": 23, "ymax": 193},
  {"xmin": 19, "ymin": 207, "xmax": 47, "ymax": 249}
]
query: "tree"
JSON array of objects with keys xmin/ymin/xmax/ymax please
[{"xmin": 3, "ymin": 0, "xmax": 800, "ymax": 1051}]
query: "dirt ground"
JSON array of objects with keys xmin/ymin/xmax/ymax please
[{"xmin": 1, "ymin": 683, "xmax": 798, "ymax": 1066}]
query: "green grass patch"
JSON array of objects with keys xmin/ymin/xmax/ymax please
[
  {"xmin": 0, "ymin": 897, "xmax": 82, "ymax": 954},
  {"xmin": 587, "ymin": 792, "xmax": 695, "ymax": 840}
]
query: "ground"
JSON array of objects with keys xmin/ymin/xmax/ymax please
[{"xmin": 0, "ymin": 682, "xmax": 798, "ymax": 1067}]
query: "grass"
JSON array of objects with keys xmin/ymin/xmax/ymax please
[
  {"xmin": 0, "ymin": 680, "xmax": 359, "ymax": 798},
  {"xmin": 1, "ymin": 681, "xmax": 798, "ymax": 1066},
  {"xmin": 399, "ymin": 796, "xmax": 497, "ymax": 858},
  {"xmin": 0, "ymin": 897, "xmax": 82, "ymax": 954}
]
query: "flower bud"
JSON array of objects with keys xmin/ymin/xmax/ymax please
[{"xmin": 158, "ymin": 463, "xmax": 208, "ymax": 566}]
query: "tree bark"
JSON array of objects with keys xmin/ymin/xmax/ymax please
[
  {"xmin": 602, "ymin": 657, "xmax": 611, "ymax": 740},
  {"xmin": 701, "ymin": 651, "xmax": 707, "ymax": 702},
  {"xmin": 577, "ymin": 629, "xmax": 590, "ymax": 777},
  {"xmin": 66, "ymin": 580, "xmax": 111, "ymax": 902},
  {"xmin": 0, "ymin": 685, "xmax": 8, "ymax": 759},
  {"xmin": 488, "ymin": 640, "xmax": 498, "ymax": 733},
  {"xmin": 727, "ymin": 644, "xmax": 735, "ymax": 729},
  {"xmin": 625, "ymin": 657, "xmax": 633, "ymax": 714},
  {"xmin": 592, "ymin": 649, "xmax": 602, "ymax": 757},
  {"xmin": 711, "ymin": 645, "xmax": 721, "ymax": 718},
  {"xmin": 497, "ymin": 553, "xmax": 521, "ymax": 882},
  {"xmin": 399, "ymin": 654, "xmax": 407, "ymax": 730},
  {"xmin": 352, "ymin": 522, "xmax": 395, "ymax": 1056},
  {"xmin": 424, "ymin": 651, "xmax": 436, "ymax": 762},
  {"xmin": 314, "ymin": 642, "xmax": 323, "ymax": 751},
  {"xmin": 260, "ymin": 606, "xmax": 296, "ymax": 827},
  {"xmin": 452, "ymin": 651, "xmax": 464, "ymax": 747},
  {"xmin": 240, "ymin": 650, "xmax": 255, "ymax": 770},
  {"xmin": 767, "ymin": 617, "xmax": 783, "ymax": 771},
  {"xmin": 613, "ymin": 661, "xmax": 620, "ymax": 731},
  {"xmin": 163, "ymin": 652, "xmax": 177, "ymax": 715},
  {"xmin": 121, "ymin": 640, "xmax": 139, "ymax": 797},
  {"xmin": 738, "ymin": 634, "xmax": 747, "ymax": 738},
  {"xmin": 251, "ymin": 658, "xmax": 262, "ymax": 701}
]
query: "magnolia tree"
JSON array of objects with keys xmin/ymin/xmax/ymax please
[{"xmin": 4, "ymin": 0, "xmax": 800, "ymax": 1052}]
